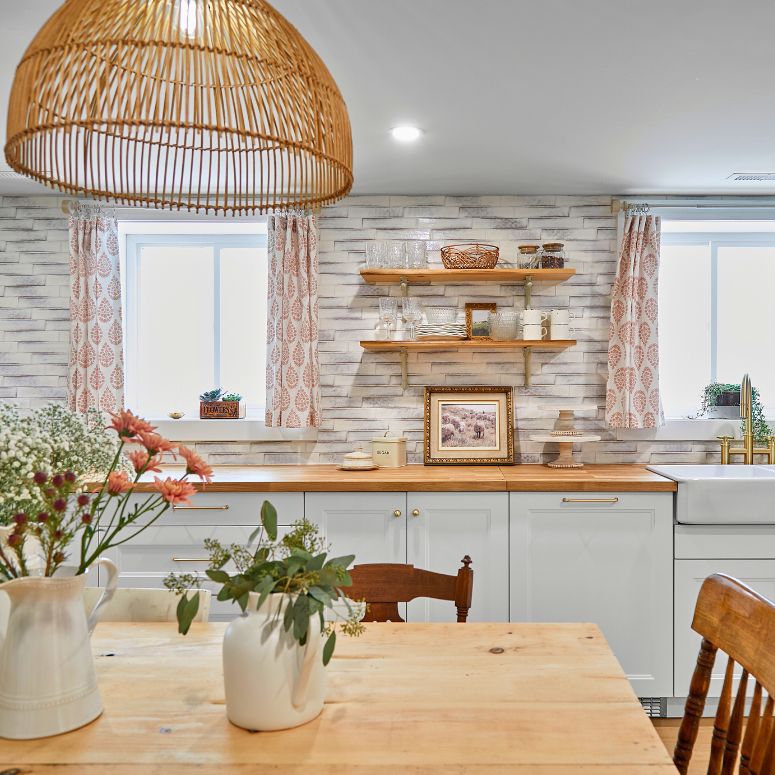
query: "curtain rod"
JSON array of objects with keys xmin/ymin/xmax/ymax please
[{"xmin": 613, "ymin": 197, "xmax": 775, "ymax": 213}]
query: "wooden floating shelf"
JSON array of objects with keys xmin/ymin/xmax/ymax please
[
  {"xmin": 360, "ymin": 339, "xmax": 576, "ymax": 390},
  {"xmin": 360, "ymin": 339, "xmax": 575, "ymax": 352},
  {"xmin": 359, "ymin": 267, "xmax": 576, "ymax": 284}
]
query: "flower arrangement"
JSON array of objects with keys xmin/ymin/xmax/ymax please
[
  {"xmin": 699, "ymin": 382, "xmax": 771, "ymax": 441},
  {"xmin": 0, "ymin": 408, "xmax": 213, "ymax": 580},
  {"xmin": 165, "ymin": 500, "xmax": 364, "ymax": 664}
]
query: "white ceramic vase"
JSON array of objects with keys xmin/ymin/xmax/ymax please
[
  {"xmin": 223, "ymin": 592, "xmax": 326, "ymax": 731},
  {"xmin": 0, "ymin": 557, "xmax": 118, "ymax": 739}
]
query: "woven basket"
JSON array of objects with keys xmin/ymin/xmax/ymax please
[{"xmin": 440, "ymin": 243, "xmax": 499, "ymax": 270}]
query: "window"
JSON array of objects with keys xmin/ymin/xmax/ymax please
[
  {"xmin": 122, "ymin": 223, "xmax": 268, "ymax": 419},
  {"xmin": 660, "ymin": 220, "xmax": 775, "ymax": 419}
]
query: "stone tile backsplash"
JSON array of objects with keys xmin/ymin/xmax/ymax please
[{"xmin": 0, "ymin": 194, "xmax": 719, "ymax": 465}]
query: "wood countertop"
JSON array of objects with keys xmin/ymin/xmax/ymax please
[
  {"xmin": 0, "ymin": 621, "xmax": 678, "ymax": 773},
  {"xmin": 134, "ymin": 464, "xmax": 676, "ymax": 493}
]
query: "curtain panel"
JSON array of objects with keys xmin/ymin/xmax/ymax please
[
  {"xmin": 265, "ymin": 212, "xmax": 321, "ymax": 428},
  {"xmin": 67, "ymin": 205, "xmax": 125, "ymax": 414},
  {"xmin": 605, "ymin": 214, "xmax": 664, "ymax": 429}
]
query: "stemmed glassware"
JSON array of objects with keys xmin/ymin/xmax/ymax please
[
  {"xmin": 402, "ymin": 298, "xmax": 423, "ymax": 340},
  {"xmin": 378, "ymin": 297, "xmax": 398, "ymax": 340}
]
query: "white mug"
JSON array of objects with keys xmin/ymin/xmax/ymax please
[
  {"xmin": 523, "ymin": 323, "xmax": 547, "ymax": 340},
  {"xmin": 521, "ymin": 309, "xmax": 548, "ymax": 325},
  {"xmin": 550, "ymin": 324, "xmax": 573, "ymax": 340},
  {"xmin": 550, "ymin": 309, "xmax": 578, "ymax": 325}
]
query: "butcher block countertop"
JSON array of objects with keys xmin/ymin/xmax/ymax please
[{"xmin": 135, "ymin": 464, "xmax": 676, "ymax": 493}]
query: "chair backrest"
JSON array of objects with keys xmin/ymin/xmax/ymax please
[
  {"xmin": 347, "ymin": 555, "xmax": 473, "ymax": 622},
  {"xmin": 83, "ymin": 588, "xmax": 211, "ymax": 623},
  {"xmin": 675, "ymin": 574, "xmax": 775, "ymax": 775}
]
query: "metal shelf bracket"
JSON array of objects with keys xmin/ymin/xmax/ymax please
[
  {"xmin": 400, "ymin": 348, "xmax": 409, "ymax": 390},
  {"xmin": 523, "ymin": 346, "xmax": 532, "ymax": 388}
]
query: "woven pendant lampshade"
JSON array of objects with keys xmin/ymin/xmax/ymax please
[{"xmin": 4, "ymin": 0, "xmax": 353, "ymax": 214}]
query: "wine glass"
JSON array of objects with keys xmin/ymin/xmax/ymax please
[
  {"xmin": 379, "ymin": 297, "xmax": 398, "ymax": 339},
  {"xmin": 402, "ymin": 298, "xmax": 423, "ymax": 340}
]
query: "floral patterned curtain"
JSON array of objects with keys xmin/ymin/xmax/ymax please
[
  {"xmin": 67, "ymin": 204, "xmax": 124, "ymax": 414},
  {"xmin": 265, "ymin": 212, "xmax": 321, "ymax": 428},
  {"xmin": 605, "ymin": 214, "xmax": 664, "ymax": 429}
]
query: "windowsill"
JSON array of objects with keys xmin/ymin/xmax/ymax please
[
  {"xmin": 615, "ymin": 419, "xmax": 745, "ymax": 442},
  {"xmin": 151, "ymin": 419, "xmax": 318, "ymax": 443}
]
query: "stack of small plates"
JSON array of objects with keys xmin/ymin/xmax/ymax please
[{"xmin": 416, "ymin": 323, "xmax": 466, "ymax": 340}]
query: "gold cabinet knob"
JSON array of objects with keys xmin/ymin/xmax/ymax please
[
  {"xmin": 393, "ymin": 509, "xmax": 402, "ymax": 518},
  {"xmin": 411, "ymin": 509, "xmax": 420, "ymax": 517}
]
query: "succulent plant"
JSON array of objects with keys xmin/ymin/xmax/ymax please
[
  {"xmin": 199, "ymin": 388, "xmax": 225, "ymax": 402},
  {"xmin": 221, "ymin": 392, "xmax": 242, "ymax": 402}
]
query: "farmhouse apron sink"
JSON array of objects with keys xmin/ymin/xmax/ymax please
[{"xmin": 647, "ymin": 465, "xmax": 775, "ymax": 524}]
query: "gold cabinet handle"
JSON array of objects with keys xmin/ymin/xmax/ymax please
[
  {"xmin": 172, "ymin": 504, "xmax": 230, "ymax": 511},
  {"xmin": 393, "ymin": 509, "xmax": 402, "ymax": 518},
  {"xmin": 561, "ymin": 497, "xmax": 620, "ymax": 504},
  {"xmin": 172, "ymin": 557, "xmax": 209, "ymax": 563},
  {"xmin": 411, "ymin": 509, "xmax": 420, "ymax": 517}
]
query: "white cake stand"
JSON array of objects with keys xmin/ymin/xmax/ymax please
[{"xmin": 532, "ymin": 404, "xmax": 600, "ymax": 467}]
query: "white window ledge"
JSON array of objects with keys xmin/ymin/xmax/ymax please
[
  {"xmin": 150, "ymin": 419, "xmax": 318, "ymax": 443},
  {"xmin": 616, "ymin": 419, "xmax": 743, "ymax": 442}
]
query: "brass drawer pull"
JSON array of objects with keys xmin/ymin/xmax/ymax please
[
  {"xmin": 172, "ymin": 504, "xmax": 230, "ymax": 511},
  {"xmin": 561, "ymin": 497, "xmax": 620, "ymax": 504},
  {"xmin": 393, "ymin": 509, "xmax": 402, "ymax": 518},
  {"xmin": 172, "ymin": 557, "xmax": 210, "ymax": 563},
  {"xmin": 411, "ymin": 509, "xmax": 420, "ymax": 517}
]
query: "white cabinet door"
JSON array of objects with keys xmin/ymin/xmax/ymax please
[
  {"xmin": 675, "ymin": 559, "xmax": 775, "ymax": 697},
  {"xmin": 510, "ymin": 492, "xmax": 673, "ymax": 697},
  {"xmin": 304, "ymin": 492, "xmax": 406, "ymax": 564},
  {"xmin": 406, "ymin": 492, "xmax": 509, "ymax": 623}
]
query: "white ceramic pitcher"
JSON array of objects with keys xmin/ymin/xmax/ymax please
[
  {"xmin": 0, "ymin": 557, "xmax": 118, "ymax": 739},
  {"xmin": 223, "ymin": 592, "xmax": 326, "ymax": 731}
]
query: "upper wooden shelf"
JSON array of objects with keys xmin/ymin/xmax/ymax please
[
  {"xmin": 360, "ymin": 339, "xmax": 576, "ymax": 352},
  {"xmin": 359, "ymin": 267, "xmax": 576, "ymax": 284}
]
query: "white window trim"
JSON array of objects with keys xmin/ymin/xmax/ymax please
[{"xmin": 151, "ymin": 419, "xmax": 317, "ymax": 443}]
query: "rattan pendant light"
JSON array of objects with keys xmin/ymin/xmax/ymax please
[{"xmin": 4, "ymin": 0, "xmax": 353, "ymax": 214}]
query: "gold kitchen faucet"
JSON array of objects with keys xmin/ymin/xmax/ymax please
[{"xmin": 718, "ymin": 374, "xmax": 775, "ymax": 464}]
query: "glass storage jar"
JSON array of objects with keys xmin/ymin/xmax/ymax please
[
  {"xmin": 517, "ymin": 244, "xmax": 540, "ymax": 269},
  {"xmin": 540, "ymin": 242, "xmax": 565, "ymax": 269}
]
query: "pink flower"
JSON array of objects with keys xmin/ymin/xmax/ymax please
[
  {"xmin": 128, "ymin": 450, "xmax": 164, "ymax": 475},
  {"xmin": 136, "ymin": 431, "xmax": 176, "ymax": 457},
  {"xmin": 177, "ymin": 445, "xmax": 213, "ymax": 483},
  {"xmin": 152, "ymin": 477, "xmax": 196, "ymax": 507},
  {"xmin": 109, "ymin": 410, "xmax": 157, "ymax": 440},
  {"xmin": 106, "ymin": 470, "xmax": 134, "ymax": 496}
]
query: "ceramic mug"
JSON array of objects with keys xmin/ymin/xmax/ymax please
[
  {"xmin": 550, "ymin": 324, "xmax": 574, "ymax": 340},
  {"xmin": 523, "ymin": 323, "xmax": 548, "ymax": 340},
  {"xmin": 521, "ymin": 309, "xmax": 548, "ymax": 325}
]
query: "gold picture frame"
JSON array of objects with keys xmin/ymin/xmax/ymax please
[
  {"xmin": 465, "ymin": 303, "xmax": 496, "ymax": 339},
  {"xmin": 424, "ymin": 386, "xmax": 515, "ymax": 465}
]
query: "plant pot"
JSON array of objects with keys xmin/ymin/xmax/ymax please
[
  {"xmin": 706, "ymin": 405, "xmax": 740, "ymax": 420},
  {"xmin": 222, "ymin": 592, "xmax": 326, "ymax": 731},
  {"xmin": 200, "ymin": 400, "xmax": 246, "ymax": 419},
  {"xmin": 0, "ymin": 557, "xmax": 117, "ymax": 739}
]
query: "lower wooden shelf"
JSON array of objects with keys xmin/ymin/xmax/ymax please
[{"xmin": 359, "ymin": 339, "xmax": 576, "ymax": 389}]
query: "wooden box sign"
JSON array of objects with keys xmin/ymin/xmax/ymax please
[{"xmin": 200, "ymin": 401, "xmax": 246, "ymax": 420}]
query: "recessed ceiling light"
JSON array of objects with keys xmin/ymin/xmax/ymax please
[{"xmin": 391, "ymin": 126, "xmax": 423, "ymax": 142}]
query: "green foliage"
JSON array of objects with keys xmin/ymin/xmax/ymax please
[
  {"xmin": 199, "ymin": 388, "xmax": 225, "ymax": 402},
  {"xmin": 221, "ymin": 393, "xmax": 242, "ymax": 402},
  {"xmin": 699, "ymin": 382, "xmax": 771, "ymax": 442},
  {"xmin": 165, "ymin": 500, "xmax": 365, "ymax": 660}
]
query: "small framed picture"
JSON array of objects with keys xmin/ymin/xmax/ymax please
[
  {"xmin": 465, "ymin": 303, "xmax": 496, "ymax": 339},
  {"xmin": 424, "ymin": 386, "xmax": 514, "ymax": 465}
]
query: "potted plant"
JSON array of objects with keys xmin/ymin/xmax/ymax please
[
  {"xmin": 0, "ymin": 405, "xmax": 213, "ymax": 739},
  {"xmin": 199, "ymin": 388, "xmax": 246, "ymax": 419},
  {"xmin": 165, "ymin": 501, "xmax": 364, "ymax": 732},
  {"xmin": 699, "ymin": 382, "xmax": 771, "ymax": 440}
]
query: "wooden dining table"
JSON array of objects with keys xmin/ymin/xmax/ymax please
[{"xmin": 0, "ymin": 621, "xmax": 678, "ymax": 774}]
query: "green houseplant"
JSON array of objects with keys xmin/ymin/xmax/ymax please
[{"xmin": 699, "ymin": 382, "xmax": 771, "ymax": 441}]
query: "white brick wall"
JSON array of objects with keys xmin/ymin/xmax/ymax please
[{"xmin": 0, "ymin": 193, "xmax": 719, "ymax": 465}]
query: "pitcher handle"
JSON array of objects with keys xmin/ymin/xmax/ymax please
[{"xmin": 86, "ymin": 557, "xmax": 118, "ymax": 635}]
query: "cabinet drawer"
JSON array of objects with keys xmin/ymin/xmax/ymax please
[
  {"xmin": 675, "ymin": 525, "xmax": 775, "ymax": 559},
  {"xmin": 123, "ymin": 491, "xmax": 303, "ymax": 526}
]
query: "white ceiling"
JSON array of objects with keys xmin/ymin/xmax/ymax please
[{"xmin": 3, "ymin": 0, "xmax": 775, "ymax": 195}]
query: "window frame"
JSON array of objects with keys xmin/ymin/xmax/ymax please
[{"xmin": 123, "ymin": 231, "xmax": 268, "ymax": 418}]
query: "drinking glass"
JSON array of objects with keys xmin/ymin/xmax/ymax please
[
  {"xmin": 405, "ymin": 241, "xmax": 428, "ymax": 269},
  {"xmin": 366, "ymin": 241, "xmax": 387, "ymax": 269},
  {"xmin": 402, "ymin": 298, "xmax": 423, "ymax": 340},
  {"xmin": 386, "ymin": 241, "xmax": 406, "ymax": 269},
  {"xmin": 379, "ymin": 297, "xmax": 398, "ymax": 339}
]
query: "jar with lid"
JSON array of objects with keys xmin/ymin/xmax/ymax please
[
  {"xmin": 540, "ymin": 242, "xmax": 565, "ymax": 269},
  {"xmin": 517, "ymin": 244, "xmax": 540, "ymax": 269}
]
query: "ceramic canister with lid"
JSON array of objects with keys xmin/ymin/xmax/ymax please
[{"xmin": 371, "ymin": 434, "xmax": 407, "ymax": 468}]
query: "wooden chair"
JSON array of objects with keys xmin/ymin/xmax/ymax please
[
  {"xmin": 347, "ymin": 556, "xmax": 473, "ymax": 622},
  {"xmin": 675, "ymin": 573, "xmax": 775, "ymax": 774},
  {"xmin": 83, "ymin": 588, "xmax": 211, "ymax": 623}
]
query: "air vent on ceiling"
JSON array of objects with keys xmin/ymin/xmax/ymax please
[{"xmin": 727, "ymin": 172, "xmax": 775, "ymax": 182}]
